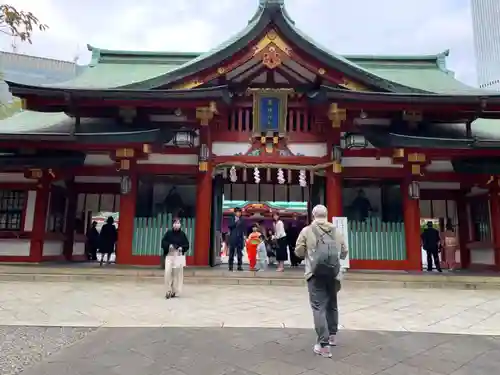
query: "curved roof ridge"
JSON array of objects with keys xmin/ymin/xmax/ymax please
[
  {"xmin": 87, "ymin": 44, "xmax": 201, "ymax": 66},
  {"xmin": 344, "ymin": 50, "xmax": 450, "ymax": 61}
]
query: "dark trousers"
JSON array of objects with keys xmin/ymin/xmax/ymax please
[
  {"xmin": 426, "ymin": 249, "xmax": 441, "ymax": 271},
  {"xmin": 228, "ymin": 245, "xmax": 243, "ymax": 270},
  {"xmin": 307, "ymin": 276, "xmax": 340, "ymax": 346}
]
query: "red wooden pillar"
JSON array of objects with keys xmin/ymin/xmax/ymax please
[
  {"xmin": 326, "ymin": 171, "xmax": 343, "ymax": 218},
  {"xmin": 63, "ymin": 180, "xmax": 77, "ymax": 260},
  {"xmin": 29, "ymin": 180, "xmax": 50, "ymax": 262},
  {"xmin": 489, "ymin": 186, "xmax": 500, "ymax": 270},
  {"xmin": 193, "ymin": 125, "xmax": 212, "ymax": 266},
  {"xmin": 116, "ymin": 173, "xmax": 137, "ymax": 265},
  {"xmin": 193, "ymin": 164, "xmax": 212, "ymax": 266},
  {"xmin": 456, "ymin": 194, "xmax": 471, "ymax": 269},
  {"xmin": 401, "ymin": 181, "xmax": 422, "ymax": 271}
]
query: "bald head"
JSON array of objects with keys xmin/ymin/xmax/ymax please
[{"xmin": 312, "ymin": 204, "xmax": 328, "ymax": 220}]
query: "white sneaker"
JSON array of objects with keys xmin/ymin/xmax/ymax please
[
  {"xmin": 329, "ymin": 334, "xmax": 337, "ymax": 346},
  {"xmin": 313, "ymin": 344, "xmax": 332, "ymax": 358}
]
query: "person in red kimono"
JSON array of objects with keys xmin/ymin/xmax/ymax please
[{"xmin": 246, "ymin": 223, "xmax": 261, "ymax": 271}]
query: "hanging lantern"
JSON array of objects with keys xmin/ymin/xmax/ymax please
[
  {"xmin": 299, "ymin": 170, "xmax": 307, "ymax": 187},
  {"xmin": 266, "ymin": 168, "xmax": 271, "ymax": 181},
  {"xmin": 229, "ymin": 166, "xmax": 237, "ymax": 182},
  {"xmin": 287, "ymin": 169, "xmax": 292, "ymax": 184},
  {"xmin": 242, "ymin": 168, "xmax": 247, "ymax": 182},
  {"xmin": 408, "ymin": 181, "xmax": 420, "ymax": 200},
  {"xmin": 277, "ymin": 168, "xmax": 285, "ymax": 184},
  {"xmin": 222, "ymin": 168, "xmax": 228, "ymax": 179},
  {"xmin": 253, "ymin": 167, "xmax": 260, "ymax": 183},
  {"xmin": 120, "ymin": 175, "xmax": 132, "ymax": 195},
  {"xmin": 173, "ymin": 129, "xmax": 196, "ymax": 147},
  {"xmin": 344, "ymin": 133, "xmax": 368, "ymax": 149}
]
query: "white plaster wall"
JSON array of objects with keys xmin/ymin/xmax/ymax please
[
  {"xmin": 0, "ymin": 240, "xmax": 30, "ymax": 256},
  {"xmin": 42, "ymin": 241, "xmax": 64, "ymax": 256},
  {"xmin": 73, "ymin": 242, "xmax": 85, "ymax": 256},
  {"xmin": 212, "ymin": 142, "xmax": 250, "ymax": 156},
  {"xmin": 137, "ymin": 154, "xmax": 198, "ymax": 165},
  {"xmin": 0, "ymin": 173, "xmax": 33, "ymax": 182},
  {"xmin": 425, "ymin": 160, "xmax": 454, "ymax": 172},
  {"xmin": 341, "ymin": 157, "xmax": 403, "ymax": 168},
  {"xmin": 288, "ymin": 143, "xmax": 327, "ymax": 157},
  {"xmin": 470, "ymin": 247, "xmax": 495, "ymax": 265},
  {"xmin": 419, "ymin": 182, "xmax": 460, "ymax": 190},
  {"xmin": 23, "ymin": 190, "xmax": 37, "ymax": 231},
  {"xmin": 75, "ymin": 176, "xmax": 121, "ymax": 183},
  {"xmin": 84, "ymin": 154, "xmax": 114, "ymax": 166}
]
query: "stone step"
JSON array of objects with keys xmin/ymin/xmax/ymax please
[{"xmin": 0, "ymin": 266, "xmax": 499, "ymax": 289}]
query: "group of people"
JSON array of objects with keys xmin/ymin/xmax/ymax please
[
  {"xmin": 226, "ymin": 208, "xmax": 304, "ymax": 272},
  {"xmin": 421, "ymin": 220, "xmax": 458, "ymax": 272},
  {"xmin": 85, "ymin": 216, "xmax": 118, "ymax": 266},
  {"xmin": 159, "ymin": 204, "xmax": 348, "ymax": 359}
]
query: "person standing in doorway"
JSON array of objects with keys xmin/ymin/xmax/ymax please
[
  {"xmin": 99, "ymin": 216, "xmax": 117, "ymax": 266},
  {"xmin": 287, "ymin": 215, "xmax": 302, "ymax": 267},
  {"xmin": 228, "ymin": 207, "xmax": 245, "ymax": 271},
  {"xmin": 421, "ymin": 221, "xmax": 442, "ymax": 272},
  {"xmin": 273, "ymin": 212, "xmax": 287, "ymax": 272},
  {"xmin": 85, "ymin": 221, "xmax": 99, "ymax": 261},
  {"xmin": 295, "ymin": 204, "xmax": 348, "ymax": 358},
  {"xmin": 443, "ymin": 221, "xmax": 458, "ymax": 271},
  {"xmin": 161, "ymin": 219, "xmax": 189, "ymax": 299}
]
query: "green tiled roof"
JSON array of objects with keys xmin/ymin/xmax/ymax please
[{"xmin": 0, "ymin": 111, "xmax": 68, "ymax": 133}]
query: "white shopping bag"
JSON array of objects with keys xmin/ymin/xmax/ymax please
[{"xmin": 173, "ymin": 254, "xmax": 186, "ymax": 268}]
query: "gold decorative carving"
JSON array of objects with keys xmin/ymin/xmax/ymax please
[
  {"xmin": 340, "ymin": 78, "xmax": 368, "ymax": 91},
  {"xmin": 393, "ymin": 148, "xmax": 405, "ymax": 158},
  {"xmin": 411, "ymin": 164, "xmax": 421, "ymax": 175},
  {"xmin": 327, "ymin": 103, "xmax": 347, "ymax": 128},
  {"xmin": 173, "ymin": 79, "xmax": 203, "ymax": 90},
  {"xmin": 253, "ymin": 29, "xmax": 292, "ymax": 56},
  {"xmin": 116, "ymin": 148, "xmax": 135, "ymax": 158},
  {"xmin": 28, "ymin": 168, "xmax": 43, "ymax": 179},
  {"xmin": 196, "ymin": 106, "xmax": 215, "ymax": 126},
  {"xmin": 142, "ymin": 144, "xmax": 152, "ymax": 154},
  {"xmin": 262, "ymin": 46, "xmax": 282, "ymax": 69},
  {"xmin": 332, "ymin": 161, "xmax": 342, "ymax": 174},
  {"xmin": 119, "ymin": 159, "xmax": 131, "ymax": 171},
  {"xmin": 407, "ymin": 152, "xmax": 426, "ymax": 163},
  {"xmin": 273, "ymin": 136, "xmax": 279, "ymax": 145},
  {"xmin": 217, "ymin": 67, "xmax": 225, "ymax": 75},
  {"xmin": 199, "ymin": 161, "xmax": 208, "ymax": 172},
  {"xmin": 318, "ymin": 68, "xmax": 325, "ymax": 75}
]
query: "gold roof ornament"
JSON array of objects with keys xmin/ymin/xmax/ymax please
[{"xmin": 327, "ymin": 103, "xmax": 347, "ymax": 128}]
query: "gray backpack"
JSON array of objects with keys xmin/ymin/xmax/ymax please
[{"xmin": 310, "ymin": 225, "xmax": 341, "ymax": 278}]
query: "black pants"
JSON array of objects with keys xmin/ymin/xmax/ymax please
[
  {"xmin": 426, "ymin": 249, "xmax": 441, "ymax": 271},
  {"xmin": 228, "ymin": 245, "xmax": 243, "ymax": 270}
]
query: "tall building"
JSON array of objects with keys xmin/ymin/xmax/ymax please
[
  {"xmin": 0, "ymin": 52, "xmax": 83, "ymax": 118},
  {"xmin": 471, "ymin": 0, "xmax": 500, "ymax": 89}
]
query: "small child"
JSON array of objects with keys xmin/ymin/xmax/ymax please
[{"xmin": 256, "ymin": 234, "xmax": 267, "ymax": 271}]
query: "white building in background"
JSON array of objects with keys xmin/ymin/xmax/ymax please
[{"xmin": 471, "ymin": 0, "xmax": 500, "ymax": 90}]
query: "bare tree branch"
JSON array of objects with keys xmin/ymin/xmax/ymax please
[{"xmin": 0, "ymin": 4, "xmax": 48, "ymax": 44}]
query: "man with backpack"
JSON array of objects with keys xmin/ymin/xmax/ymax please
[{"xmin": 295, "ymin": 204, "xmax": 348, "ymax": 358}]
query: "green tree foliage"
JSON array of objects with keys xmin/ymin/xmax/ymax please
[{"xmin": 0, "ymin": 4, "xmax": 47, "ymax": 43}]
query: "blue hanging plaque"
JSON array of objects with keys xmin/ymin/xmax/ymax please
[
  {"xmin": 259, "ymin": 96, "xmax": 280, "ymax": 132},
  {"xmin": 252, "ymin": 90, "xmax": 288, "ymax": 134}
]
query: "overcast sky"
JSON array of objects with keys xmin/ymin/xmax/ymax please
[{"xmin": 0, "ymin": 0, "xmax": 477, "ymax": 85}]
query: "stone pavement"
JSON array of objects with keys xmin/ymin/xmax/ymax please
[{"xmin": 1, "ymin": 281, "xmax": 500, "ymax": 374}]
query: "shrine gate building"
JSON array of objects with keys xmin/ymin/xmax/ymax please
[{"xmin": 1, "ymin": 0, "xmax": 500, "ymax": 271}]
